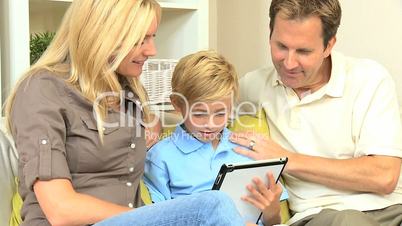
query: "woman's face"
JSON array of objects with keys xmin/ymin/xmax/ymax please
[{"xmin": 117, "ymin": 17, "xmax": 158, "ymax": 78}]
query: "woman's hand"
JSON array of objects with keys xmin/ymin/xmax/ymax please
[
  {"xmin": 229, "ymin": 132, "xmax": 293, "ymax": 161},
  {"xmin": 242, "ymin": 172, "xmax": 282, "ymax": 226}
]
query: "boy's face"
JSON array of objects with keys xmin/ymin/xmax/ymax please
[{"xmin": 173, "ymin": 96, "xmax": 233, "ymax": 145}]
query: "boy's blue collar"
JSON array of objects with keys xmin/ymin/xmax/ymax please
[{"xmin": 171, "ymin": 125, "xmax": 233, "ymax": 154}]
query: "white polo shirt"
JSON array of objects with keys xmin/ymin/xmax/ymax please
[{"xmin": 239, "ymin": 51, "xmax": 402, "ymax": 224}]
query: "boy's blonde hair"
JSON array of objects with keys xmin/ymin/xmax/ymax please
[
  {"xmin": 171, "ymin": 50, "xmax": 238, "ymax": 105},
  {"xmin": 5, "ymin": 0, "xmax": 161, "ymax": 139}
]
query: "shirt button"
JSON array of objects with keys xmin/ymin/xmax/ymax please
[
  {"xmin": 130, "ymin": 143, "xmax": 136, "ymax": 149},
  {"xmin": 128, "ymin": 203, "xmax": 133, "ymax": 208},
  {"xmin": 41, "ymin": 139, "xmax": 47, "ymax": 145},
  {"xmin": 129, "ymin": 167, "xmax": 134, "ymax": 172},
  {"xmin": 126, "ymin": 182, "xmax": 132, "ymax": 187}
]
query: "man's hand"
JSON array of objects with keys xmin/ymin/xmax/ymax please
[{"xmin": 230, "ymin": 132, "xmax": 293, "ymax": 162}]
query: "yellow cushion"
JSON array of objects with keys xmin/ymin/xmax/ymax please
[
  {"xmin": 9, "ymin": 178, "xmax": 22, "ymax": 226},
  {"xmin": 280, "ymin": 199, "xmax": 291, "ymax": 224},
  {"xmin": 228, "ymin": 110, "xmax": 270, "ymax": 136},
  {"xmin": 140, "ymin": 180, "xmax": 153, "ymax": 205}
]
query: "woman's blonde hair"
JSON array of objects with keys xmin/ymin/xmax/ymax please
[
  {"xmin": 171, "ymin": 50, "xmax": 238, "ymax": 105},
  {"xmin": 4, "ymin": 0, "xmax": 161, "ymax": 140}
]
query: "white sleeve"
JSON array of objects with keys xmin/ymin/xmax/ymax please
[{"xmin": 354, "ymin": 70, "xmax": 402, "ymax": 157}]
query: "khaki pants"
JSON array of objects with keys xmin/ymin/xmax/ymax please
[{"xmin": 291, "ymin": 204, "xmax": 402, "ymax": 226}]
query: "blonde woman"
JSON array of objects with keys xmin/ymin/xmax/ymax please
[{"xmin": 4, "ymin": 0, "xmax": 245, "ymax": 225}]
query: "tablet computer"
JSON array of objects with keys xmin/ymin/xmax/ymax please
[{"xmin": 211, "ymin": 157, "xmax": 288, "ymax": 223}]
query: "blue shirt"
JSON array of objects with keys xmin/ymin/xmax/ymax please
[{"xmin": 144, "ymin": 125, "xmax": 288, "ymax": 202}]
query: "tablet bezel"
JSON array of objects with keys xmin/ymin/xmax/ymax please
[
  {"xmin": 211, "ymin": 157, "xmax": 288, "ymax": 223},
  {"xmin": 212, "ymin": 157, "xmax": 288, "ymax": 189}
]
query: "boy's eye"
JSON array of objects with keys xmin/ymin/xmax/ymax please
[
  {"xmin": 191, "ymin": 112, "xmax": 208, "ymax": 117},
  {"xmin": 214, "ymin": 112, "xmax": 227, "ymax": 117}
]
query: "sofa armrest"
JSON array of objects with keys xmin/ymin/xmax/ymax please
[{"xmin": 0, "ymin": 127, "xmax": 19, "ymax": 226}]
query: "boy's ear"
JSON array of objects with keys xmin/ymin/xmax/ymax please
[{"xmin": 170, "ymin": 95, "xmax": 182, "ymax": 112}]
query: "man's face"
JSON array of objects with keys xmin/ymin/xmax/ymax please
[{"xmin": 270, "ymin": 14, "xmax": 335, "ymax": 94}]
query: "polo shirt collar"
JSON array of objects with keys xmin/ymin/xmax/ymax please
[
  {"xmin": 325, "ymin": 51, "xmax": 346, "ymax": 98},
  {"xmin": 270, "ymin": 51, "xmax": 346, "ymax": 98},
  {"xmin": 271, "ymin": 70, "xmax": 282, "ymax": 87},
  {"xmin": 171, "ymin": 125, "xmax": 232, "ymax": 154}
]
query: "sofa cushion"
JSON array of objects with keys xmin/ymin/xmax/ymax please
[
  {"xmin": 9, "ymin": 178, "xmax": 22, "ymax": 226},
  {"xmin": 228, "ymin": 110, "xmax": 270, "ymax": 135}
]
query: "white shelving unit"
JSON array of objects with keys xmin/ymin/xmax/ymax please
[
  {"xmin": 0, "ymin": 0, "xmax": 30, "ymax": 108},
  {"xmin": 0, "ymin": 0, "xmax": 209, "ymax": 107},
  {"xmin": 29, "ymin": 0, "xmax": 208, "ymax": 59},
  {"xmin": 49, "ymin": 0, "xmax": 199, "ymax": 9}
]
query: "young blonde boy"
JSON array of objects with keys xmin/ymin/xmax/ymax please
[{"xmin": 143, "ymin": 50, "xmax": 286, "ymax": 225}]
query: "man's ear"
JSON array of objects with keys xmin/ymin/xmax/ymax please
[{"xmin": 324, "ymin": 36, "xmax": 337, "ymax": 57}]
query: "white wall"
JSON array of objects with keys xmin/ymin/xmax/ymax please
[
  {"xmin": 215, "ymin": 0, "xmax": 402, "ymax": 109},
  {"xmin": 209, "ymin": 0, "xmax": 218, "ymax": 50},
  {"xmin": 29, "ymin": 1, "xmax": 69, "ymax": 34},
  {"xmin": 215, "ymin": 0, "xmax": 270, "ymax": 77},
  {"xmin": 334, "ymin": 0, "xmax": 402, "ymax": 106}
]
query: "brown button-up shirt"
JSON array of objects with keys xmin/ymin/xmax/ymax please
[{"xmin": 11, "ymin": 72, "xmax": 147, "ymax": 226}]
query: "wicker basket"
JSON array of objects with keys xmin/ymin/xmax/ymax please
[{"xmin": 140, "ymin": 59, "xmax": 178, "ymax": 111}]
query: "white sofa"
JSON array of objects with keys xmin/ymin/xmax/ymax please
[{"xmin": 0, "ymin": 120, "xmax": 18, "ymax": 226}]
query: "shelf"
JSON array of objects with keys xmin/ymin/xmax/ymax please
[
  {"xmin": 46, "ymin": 0, "xmax": 198, "ymax": 10},
  {"xmin": 31, "ymin": 0, "xmax": 208, "ymax": 60},
  {"xmin": 2, "ymin": 0, "xmax": 208, "ymax": 94},
  {"xmin": 159, "ymin": 2, "xmax": 198, "ymax": 10}
]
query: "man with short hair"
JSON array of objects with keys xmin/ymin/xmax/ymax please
[{"xmin": 230, "ymin": 0, "xmax": 402, "ymax": 225}]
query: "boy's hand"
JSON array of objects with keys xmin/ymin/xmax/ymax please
[
  {"xmin": 246, "ymin": 223, "xmax": 258, "ymax": 226},
  {"xmin": 241, "ymin": 172, "xmax": 282, "ymax": 226}
]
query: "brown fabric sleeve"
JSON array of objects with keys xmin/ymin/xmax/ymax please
[{"xmin": 11, "ymin": 74, "xmax": 72, "ymax": 191}]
